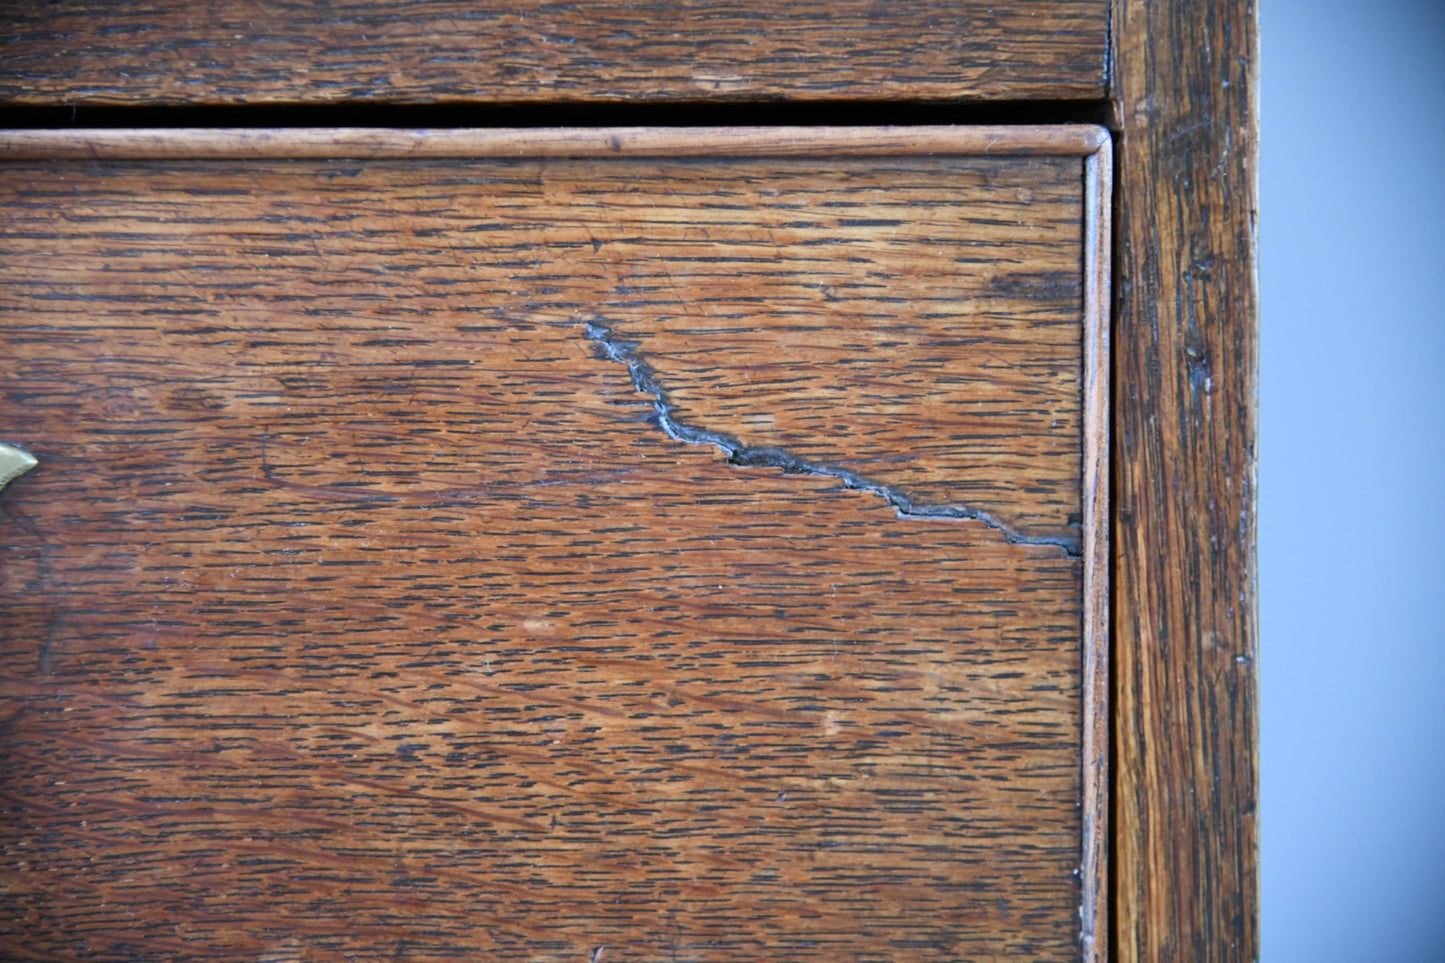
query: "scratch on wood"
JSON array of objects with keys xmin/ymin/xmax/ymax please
[{"xmin": 584, "ymin": 319, "xmax": 1080, "ymax": 556}]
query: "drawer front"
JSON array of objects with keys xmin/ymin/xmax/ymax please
[
  {"xmin": 0, "ymin": 1, "xmax": 1107, "ymax": 105},
  {"xmin": 0, "ymin": 127, "xmax": 1108, "ymax": 960}
]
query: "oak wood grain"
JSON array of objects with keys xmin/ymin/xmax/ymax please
[
  {"xmin": 1111, "ymin": 2, "xmax": 1260, "ymax": 959},
  {"xmin": 0, "ymin": 0, "xmax": 1108, "ymax": 107},
  {"xmin": 0, "ymin": 129, "xmax": 1108, "ymax": 960}
]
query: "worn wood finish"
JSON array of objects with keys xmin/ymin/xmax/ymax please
[
  {"xmin": 0, "ymin": 129, "xmax": 1109, "ymax": 960},
  {"xmin": 1079, "ymin": 142, "xmax": 1111, "ymax": 963},
  {"xmin": 0, "ymin": 1, "xmax": 1108, "ymax": 107},
  {"xmin": 0, "ymin": 125, "xmax": 1110, "ymax": 161},
  {"xmin": 1111, "ymin": 1, "xmax": 1260, "ymax": 959}
]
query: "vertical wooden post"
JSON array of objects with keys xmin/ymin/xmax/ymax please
[{"xmin": 1111, "ymin": 0, "xmax": 1260, "ymax": 959}]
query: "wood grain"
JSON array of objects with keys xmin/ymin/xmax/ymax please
[
  {"xmin": 0, "ymin": 0, "xmax": 1108, "ymax": 107},
  {"xmin": 0, "ymin": 129, "xmax": 1108, "ymax": 960},
  {"xmin": 1111, "ymin": 1, "xmax": 1260, "ymax": 959}
]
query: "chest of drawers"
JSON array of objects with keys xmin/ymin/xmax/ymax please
[{"xmin": 0, "ymin": 4, "xmax": 1256, "ymax": 960}]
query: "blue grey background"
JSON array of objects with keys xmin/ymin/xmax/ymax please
[{"xmin": 1261, "ymin": 1, "xmax": 1445, "ymax": 958}]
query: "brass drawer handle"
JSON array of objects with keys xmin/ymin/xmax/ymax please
[{"xmin": 0, "ymin": 443, "xmax": 37, "ymax": 493}]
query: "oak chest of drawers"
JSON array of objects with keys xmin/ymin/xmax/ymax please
[{"xmin": 0, "ymin": 3, "xmax": 1256, "ymax": 960}]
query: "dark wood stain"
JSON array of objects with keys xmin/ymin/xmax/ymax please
[
  {"xmin": 0, "ymin": 1, "xmax": 1107, "ymax": 106},
  {"xmin": 1111, "ymin": 0, "xmax": 1260, "ymax": 959},
  {"xmin": 0, "ymin": 130, "xmax": 1109, "ymax": 960}
]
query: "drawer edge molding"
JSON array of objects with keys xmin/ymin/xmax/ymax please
[{"xmin": 0, "ymin": 125, "xmax": 1110, "ymax": 162}]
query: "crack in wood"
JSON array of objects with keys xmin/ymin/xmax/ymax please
[{"xmin": 584, "ymin": 319, "xmax": 1080, "ymax": 557}]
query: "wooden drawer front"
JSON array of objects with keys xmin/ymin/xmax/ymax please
[
  {"xmin": 0, "ymin": 1, "xmax": 1108, "ymax": 105},
  {"xmin": 0, "ymin": 127, "xmax": 1108, "ymax": 960}
]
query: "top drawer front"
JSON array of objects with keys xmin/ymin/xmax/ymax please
[{"xmin": 0, "ymin": 1, "xmax": 1108, "ymax": 105}]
